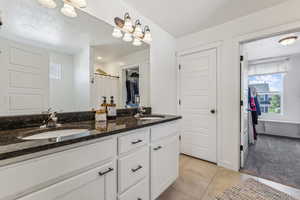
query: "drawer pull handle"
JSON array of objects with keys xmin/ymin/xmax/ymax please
[
  {"xmin": 137, "ymin": 198, "xmax": 142, "ymax": 200},
  {"xmin": 131, "ymin": 139, "xmax": 143, "ymax": 144},
  {"xmin": 153, "ymin": 146, "xmax": 162, "ymax": 151},
  {"xmin": 131, "ymin": 165, "xmax": 143, "ymax": 172},
  {"xmin": 99, "ymin": 168, "xmax": 114, "ymax": 176}
]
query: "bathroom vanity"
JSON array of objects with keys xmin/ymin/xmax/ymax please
[
  {"xmin": 0, "ymin": 1, "xmax": 180, "ymax": 199},
  {"xmin": 0, "ymin": 115, "xmax": 181, "ymax": 200}
]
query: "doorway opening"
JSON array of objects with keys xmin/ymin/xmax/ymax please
[
  {"xmin": 240, "ymin": 32, "xmax": 300, "ymax": 189},
  {"xmin": 122, "ymin": 66, "xmax": 140, "ymax": 107}
]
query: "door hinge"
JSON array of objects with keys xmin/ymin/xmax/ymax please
[
  {"xmin": 240, "ymin": 100, "xmax": 244, "ymax": 106},
  {"xmin": 240, "ymin": 145, "xmax": 244, "ymax": 151},
  {"xmin": 178, "ymin": 99, "xmax": 181, "ymax": 105},
  {"xmin": 179, "ymin": 135, "xmax": 182, "ymax": 141},
  {"xmin": 178, "ymin": 64, "xmax": 181, "ymax": 70},
  {"xmin": 240, "ymin": 55, "xmax": 244, "ymax": 62}
]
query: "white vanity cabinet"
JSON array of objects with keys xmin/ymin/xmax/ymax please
[
  {"xmin": 150, "ymin": 122, "xmax": 180, "ymax": 200},
  {"xmin": 117, "ymin": 128, "xmax": 150, "ymax": 200},
  {"xmin": 0, "ymin": 119, "xmax": 180, "ymax": 200},
  {"xmin": 0, "ymin": 138, "xmax": 117, "ymax": 200},
  {"xmin": 18, "ymin": 161, "xmax": 116, "ymax": 200}
]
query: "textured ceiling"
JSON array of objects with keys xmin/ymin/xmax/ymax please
[
  {"xmin": 124, "ymin": 0, "xmax": 288, "ymax": 37},
  {"xmin": 0, "ymin": 0, "xmax": 147, "ymax": 59}
]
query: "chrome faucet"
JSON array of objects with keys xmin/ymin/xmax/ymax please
[
  {"xmin": 134, "ymin": 96, "xmax": 146, "ymax": 118},
  {"xmin": 41, "ymin": 109, "xmax": 60, "ymax": 128}
]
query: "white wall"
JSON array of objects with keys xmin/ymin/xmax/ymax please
[
  {"xmin": 96, "ymin": 49, "xmax": 150, "ymax": 76},
  {"xmin": 73, "ymin": 47, "xmax": 91, "ymax": 111},
  {"xmin": 49, "ymin": 52, "xmax": 76, "ymax": 112},
  {"xmin": 177, "ymin": 0, "xmax": 300, "ymax": 170},
  {"xmin": 84, "ymin": 0, "xmax": 177, "ymax": 114}
]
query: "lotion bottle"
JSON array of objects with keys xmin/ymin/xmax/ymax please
[
  {"xmin": 107, "ymin": 96, "xmax": 117, "ymax": 120},
  {"xmin": 95, "ymin": 96, "xmax": 107, "ymax": 122}
]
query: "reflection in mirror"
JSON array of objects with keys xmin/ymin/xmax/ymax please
[
  {"xmin": 92, "ymin": 43, "xmax": 150, "ymax": 109},
  {"xmin": 0, "ymin": 0, "xmax": 150, "ymax": 116}
]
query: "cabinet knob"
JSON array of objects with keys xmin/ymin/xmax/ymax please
[
  {"xmin": 153, "ymin": 146, "xmax": 162, "ymax": 151},
  {"xmin": 131, "ymin": 165, "xmax": 143, "ymax": 173},
  {"xmin": 131, "ymin": 139, "xmax": 143, "ymax": 145},
  {"xmin": 210, "ymin": 109, "xmax": 216, "ymax": 114},
  {"xmin": 99, "ymin": 167, "xmax": 114, "ymax": 176}
]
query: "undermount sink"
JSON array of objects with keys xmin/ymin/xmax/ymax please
[
  {"xmin": 139, "ymin": 115, "xmax": 165, "ymax": 120},
  {"xmin": 21, "ymin": 129, "xmax": 89, "ymax": 140}
]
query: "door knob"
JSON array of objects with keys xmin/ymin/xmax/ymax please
[{"xmin": 210, "ymin": 109, "xmax": 216, "ymax": 114}]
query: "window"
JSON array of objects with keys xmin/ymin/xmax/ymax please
[
  {"xmin": 49, "ymin": 63, "xmax": 62, "ymax": 80},
  {"xmin": 249, "ymin": 73, "xmax": 284, "ymax": 114}
]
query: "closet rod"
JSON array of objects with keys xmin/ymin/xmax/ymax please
[{"xmin": 94, "ymin": 73, "xmax": 120, "ymax": 79}]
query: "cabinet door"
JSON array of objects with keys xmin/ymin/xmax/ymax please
[
  {"xmin": 151, "ymin": 135, "xmax": 179, "ymax": 200},
  {"xmin": 18, "ymin": 162, "xmax": 116, "ymax": 200}
]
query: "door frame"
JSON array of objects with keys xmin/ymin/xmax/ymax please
[
  {"xmin": 176, "ymin": 41, "xmax": 222, "ymax": 166},
  {"xmin": 236, "ymin": 21, "xmax": 300, "ymax": 170}
]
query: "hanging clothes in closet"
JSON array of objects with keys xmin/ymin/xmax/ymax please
[{"xmin": 126, "ymin": 71, "xmax": 139, "ymax": 106}]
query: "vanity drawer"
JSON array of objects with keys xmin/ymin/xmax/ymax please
[
  {"xmin": 118, "ymin": 146, "xmax": 149, "ymax": 193},
  {"xmin": 0, "ymin": 138, "xmax": 116, "ymax": 199},
  {"xmin": 118, "ymin": 128, "xmax": 149, "ymax": 155},
  {"xmin": 119, "ymin": 179, "xmax": 149, "ymax": 200},
  {"xmin": 151, "ymin": 121, "xmax": 179, "ymax": 142}
]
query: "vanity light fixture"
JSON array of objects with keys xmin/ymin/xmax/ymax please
[
  {"xmin": 36, "ymin": 0, "xmax": 87, "ymax": 18},
  {"xmin": 133, "ymin": 20, "xmax": 143, "ymax": 38},
  {"xmin": 123, "ymin": 32, "xmax": 133, "ymax": 42},
  {"xmin": 112, "ymin": 27, "xmax": 123, "ymax": 38},
  {"xmin": 112, "ymin": 13, "xmax": 152, "ymax": 46},
  {"xmin": 37, "ymin": 0, "xmax": 57, "ymax": 8},
  {"xmin": 123, "ymin": 13, "xmax": 134, "ymax": 33},
  {"xmin": 61, "ymin": 2, "xmax": 77, "ymax": 18},
  {"xmin": 133, "ymin": 38, "xmax": 142, "ymax": 46},
  {"xmin": 279, "ymin": 36, "xmax": 298, "ymax": 46},
  {"xmin": 143, "ymin": 26, "xmax": 152, "ymax": 43}
]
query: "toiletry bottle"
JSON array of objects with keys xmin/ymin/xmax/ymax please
[
  {"xmin": 107, "ymin": 96, "xmax": 117, "ymax": 120},
  {"xmin": 95, "ymin": 97, "xmax": 107, "ymax": 122}
]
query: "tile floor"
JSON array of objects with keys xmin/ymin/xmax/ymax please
[{"xmin": 157, "ymin": 154, "xmax": 300, "ymax": 200}]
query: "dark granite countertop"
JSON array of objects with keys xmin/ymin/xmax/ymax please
[{"xmin": 0, "ymin": 114, "xmax": 181, "ymax": 161}]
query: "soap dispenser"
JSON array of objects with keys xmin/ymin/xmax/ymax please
[
  {"xmin": 107, "ymin": 96, "xmax": 117, "ymax": 120},
  {"xmin": 95, "ymin": 96, "xmax": 107, "ymax": 122}
]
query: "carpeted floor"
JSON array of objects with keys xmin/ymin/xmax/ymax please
[
  {"xmin": 241, "ymin": 135, "xmax": 300, "ymax": 189},
  {"xmin": 215, "ymin": 178, "xmax": 298, "ymax": 200}
]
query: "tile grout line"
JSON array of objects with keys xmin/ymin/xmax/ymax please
[
  {"xmin": 173, "ymin": 155, "xmax": 215, "ymax": 200},
  {"xmin": 199, "ymin": 166, "xmax": 220, "ymax": 200}
]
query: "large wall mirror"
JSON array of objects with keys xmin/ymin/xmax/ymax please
[{"xmin": 0, "ymin": 0, "xmax": 150, "ymax": 116}]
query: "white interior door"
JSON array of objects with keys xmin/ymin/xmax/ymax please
[
  {"xmin": 179, "ymin": 48, "xmax": 217, "ymax": 163},
  {"xmin": 240, "ymin": 54, "xmax": 249, "ymax": 168},
  {"xmin": 0, "ymin": 37, "xmax": 49, "ymax": 115}
]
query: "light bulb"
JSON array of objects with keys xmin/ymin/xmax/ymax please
[
  {"xmin": 112, "ymin": 27, "xmax": 123, "ymax": 38},
  {"xmin": 61, "ymin": 3, "xmax": 77, "ymax": 18},
  {"xmin": 133, "ymin": 20, "xmax": 143, "ymax": 38},
  {"xmin": 123, "ymin": 13, "xmax": 133, "ymax": 32},
  {"xmin": 123, "ymin": 33, "xmax": 133, "ymax": 42},
  {"xmin": 70, "ymin": 0, "xmax": 87, "ymax": 8},
  {"xmin": 133, "ymin": 38, "xmax": 142, "ymax": 46},
  {"xmin": 143, "ymin": 31, "xmax": 152, "ymax": 43},
  {"xmin": 37, "ymin": 0, "xmax": 57, "ymax": 8},
  {"xmin": 143, "ymin": 26, "xmax": 152, "ymax": 42}
]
